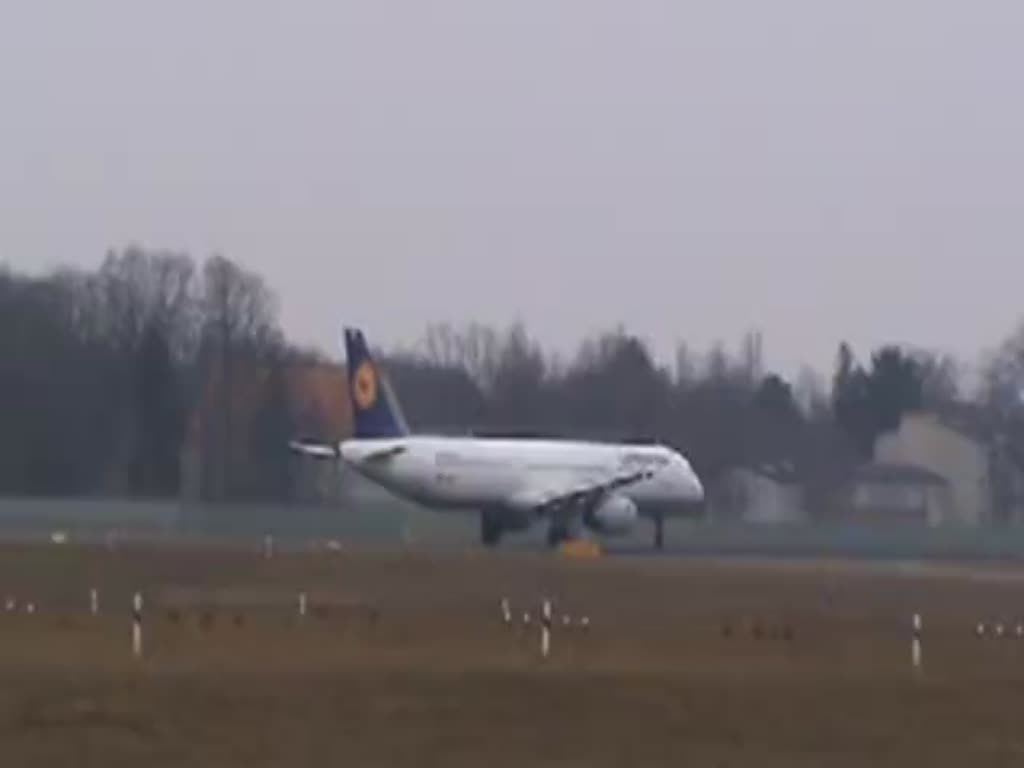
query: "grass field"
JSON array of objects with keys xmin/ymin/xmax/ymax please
[{"xmin": 3, "ymin": 541, "xmax": 1024, "ymax": 766}]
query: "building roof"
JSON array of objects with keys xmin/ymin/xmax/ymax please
[
  {"xmin": 902, "ymin": 405, "xmax": 1024, "ymax": 472},
  {"xmin": 852, "ymin": 462, "xmax": 948, "ymax": 487},
  {"xmin": 929, "ymin": 403, "xmax": 993, "ymax": 443}
]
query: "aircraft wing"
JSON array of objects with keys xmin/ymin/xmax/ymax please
[
  {"xmin": 288, "ymin": 440, "xmax": 407, "ymax": 463},
  {"xmin": 507, "ymin": 467, "xmax": 657, "ymax": 514},
  {"xmin": 288, "ymin": 440, "xmax": 339, "ymax": 460}
]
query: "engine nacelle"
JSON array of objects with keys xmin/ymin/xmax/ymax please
[{"xmin": 584, "ymin": 494, "xmax": 639, "ymax": 535}]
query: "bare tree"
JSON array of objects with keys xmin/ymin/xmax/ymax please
[
  {"xmin": 908, "ymin": 347, "xmax": 962, "ymax": 409},
  {"xmin": 981, "ymin": 322, "xmax": 1024, "ymax": 416},
  {"xmin": 197, "ymin": 254, "xmax": 283, "ymax": 500}
]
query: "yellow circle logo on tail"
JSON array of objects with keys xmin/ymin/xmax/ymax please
[{"xmin": 353, "ymin": 360, "xmax": 378, "ymax": 410}]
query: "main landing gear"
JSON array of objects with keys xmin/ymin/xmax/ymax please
[{"xmin": 654, "ymin": 514, "xmax": 665, "ymax": 550}]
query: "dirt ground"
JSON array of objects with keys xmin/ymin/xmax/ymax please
[{"xmin": 2, "ymin": 541, "xmax": 1024, "ymax": 766}]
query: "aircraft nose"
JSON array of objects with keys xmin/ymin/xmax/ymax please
[
  {"xmin": 671, "ymin": 450, "xmax": 704, "ymax": 505},
  {"xmin": 689, "ymin": 469, "xmax": 705, "ymax": 501},
  {"xmin": 675, "ymin": 455, "xmax": 703, "ymax": 501}
]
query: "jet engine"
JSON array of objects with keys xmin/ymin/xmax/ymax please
[{"xmin": 583, "ymin": 494, "xmax": 639, "ymax": 535}]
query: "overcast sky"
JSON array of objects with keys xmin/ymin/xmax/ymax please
[{"xmin": 2, "ymin": 1, "xmax": 1023, "ymax": 380}]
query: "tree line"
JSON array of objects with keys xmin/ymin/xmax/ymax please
[
  {"xmin": 2, "ymin": 247, "xmax": 1024, "ymax": 507},
  {"xmin": 0, "ymin": 247, "xmax": 313, "ymax": 501}
]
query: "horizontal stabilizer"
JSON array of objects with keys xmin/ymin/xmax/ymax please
[{"xmin": 288, "ymin": 441, "xmax": 339, "ymax": 460}]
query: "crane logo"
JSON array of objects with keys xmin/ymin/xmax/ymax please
[{"xmin": 352, "ymin": 360, "xmax": 378, "ymax": 410}]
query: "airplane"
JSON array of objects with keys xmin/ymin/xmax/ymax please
[{"xmin": 289, "ymin": 327, "xmax": 705, "ymax": 549}]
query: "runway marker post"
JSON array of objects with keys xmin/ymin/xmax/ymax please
[
  {"xmin": 90, "ymin": 588, "xmax": 99, "ymax": 616},
  {"xmin": 911, "ymin": 612, "xmax": 922, "ymax": 671},
  {"xmin": 540, "ymin": 598, "xmax": 552, "ymax": 659},
  {"xmin": 500, "ymin": 597, "xmax": 511, "ymax": 626},
  {"xmin": 131, "ymin": 592, "xmax": 143, "ymax": 658},
  {"xmin": 298, "ymin": 591, "xmax": 308, "ymax": 618}
]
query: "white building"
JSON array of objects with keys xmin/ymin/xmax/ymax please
[
  {"xmin": 712, "ymin": 463, "xmax": 805, "ymax": 524},
  {"xmin": 842, "ymin": 462, "xmax": 951, "ymax": 526},
  {"xmin": 873, "ymin": 409, "xmax": 1024, "ymax": 526}
]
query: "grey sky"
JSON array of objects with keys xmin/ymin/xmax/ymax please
[{"xmin": 3, "ymin": 1, "xmax": 1023, "ymax": 381}]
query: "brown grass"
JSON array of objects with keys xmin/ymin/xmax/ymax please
[{"xmin": 2, "ymin": 543, "xmax": 1024, "ymax": 766}]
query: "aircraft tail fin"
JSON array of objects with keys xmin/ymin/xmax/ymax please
[{"xmin": 342, "ymin": 327, "xmax": 410, "ymax": 439}]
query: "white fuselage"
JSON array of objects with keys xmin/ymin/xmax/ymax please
[{"xmin": 339, "ymin": 435, "xmax": 704, "ymax": 519}]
